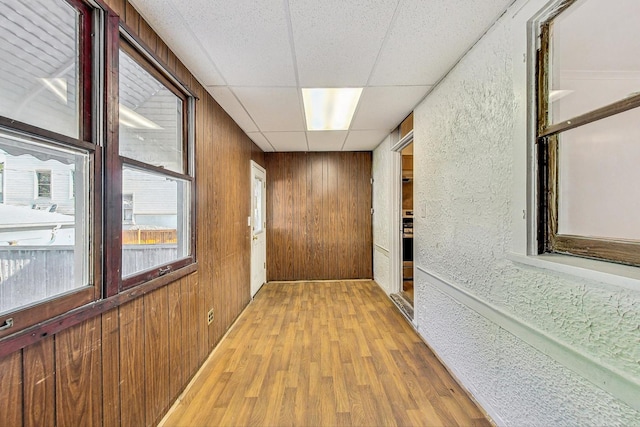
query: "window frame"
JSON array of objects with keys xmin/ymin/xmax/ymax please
[
  {"xmin": 122, "ymin": 193, "xmax": 134, "ymax": 223},
  {"xmin": 35, "ymin": 169, "xmax": 52, "ymax": 198},
  {"xmin": 105, "ymin": 32, "xmax": 195, "ymax": 294},
  {"xmin": 536, "ymin": 0, "xmax": 640, "ymax": 266},
  {"xmin": 0, "ymin": 0, "xmax": 100, "ymax": 340}
]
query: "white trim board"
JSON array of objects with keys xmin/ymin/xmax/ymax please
[
  {"xmin": 415, "ymin": 266, "xmax": 640, "ymax": 413},
  {"xmin": 374, "ymin": 243, "xmax": 390, "ymax": 255}
]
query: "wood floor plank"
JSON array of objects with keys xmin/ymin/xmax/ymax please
[{"xmin": 161, "ymin": 281, "xmax": 490, "ymax": 427}]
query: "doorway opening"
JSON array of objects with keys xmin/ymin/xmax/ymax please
[
  {"xmin": 400, "ymin": 143, "xmax": 414, "ymax": 306},
  {"xmin": 389, "ymin": 116, "xmax": 414, "ymax": 322},
  {"xmin": 250, "ymin": 160, "xmax": 266, "ymax": 298}
]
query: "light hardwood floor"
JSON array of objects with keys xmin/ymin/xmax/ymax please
[{"xmin": 161, "ymin": 281, "xmax": 491, "ymax": 427}]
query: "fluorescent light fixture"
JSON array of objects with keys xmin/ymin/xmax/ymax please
[
  {"xmin": 302, "ymin": 88, "xmax": 363, "ymax": 131},
  {"xmin": 38, "ymin": 78, "xmax": 68, "ymax": 104},
  {"xmin": 119, "ymin": 104, "xmax": 163, "ymax": 129},
  {"xmin": 549, "ymin": 89, "xmax": 573, "ymax": 103}
]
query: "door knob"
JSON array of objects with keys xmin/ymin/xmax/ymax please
[{"xmin": 252, "ymin": 235, "xmax": 258, "ymax": 240}]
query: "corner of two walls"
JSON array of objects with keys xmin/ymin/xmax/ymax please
[
  {"xmin": 372, "ymin": 0, "xmax": 640, "ymax": 425},
  {"xmin": 372, "ymin": 135, "xmax": 393, "ymax": 293}
]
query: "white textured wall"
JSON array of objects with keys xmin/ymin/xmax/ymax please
[
  {"xmin": 372, "ymin": 0, "xmax": 640, "ymax": 425},
  {"xmin": 372, "ymin": 136, "xmax": 392, "ymax": 292}
]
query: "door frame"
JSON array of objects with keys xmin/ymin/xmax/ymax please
[
  {"xmin": 250, "ymin": 160, "xmax": 267, "ymax": 298},
  {"xmin": 390, "ymin": 130, "xmax": 414, "ymax": 295}
]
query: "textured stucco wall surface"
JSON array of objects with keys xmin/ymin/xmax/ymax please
[
  {"xmin": 373, "ymin": 248, "xmax": 391, "ymax": 293},
  {"xmin": 407, "ymin": 2, "xmax": 640, "ymax": 425},
  {"xmin": 372, "ymin": 136, "xmax": 392, "ymax": 291},
  {"xmin": 419, "ymin": 279, "xmax": 640, "ymax": 426}
]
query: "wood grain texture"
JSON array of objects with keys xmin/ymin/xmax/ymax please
[
  {"xmin": 356, "ymin": 153, "xmax": 373, "ymax": 278},
  {"xmin": 138, "ymin": 19, "xmax": 156, "ymax": 53},
  {"xmin": 101, "ymin": 0, "xmax": 125, "ymax": 17},
  {"xmin": 168, "ymin": 278, "xmax": 185, "ymax": 400},
  {"xmin": 144, "ymin": 287, "xmax": 170, "ymax": 425},
  {"xmin": 161, "ymin": 281, "xmax": 491, "ymax": 427},
  {"xmin": 0, "ymin": 351, "xmax": 23, "ymax": 427},
  {"xmin": 119, "ymin": 297, "xmax": 146, "ymax": 427},
  {"xmin": 403, "ymin": 180, "xmax": 414, "ymax": 209},
  {"xmin": 124, "ymin": 2, "xmax": 139, "ymax": 34},
  {"xmin": 265, "ymin": 152, "xmax": 373, "ymax": 281},
  {"xmin": 400, "ymin": 112, "xmax": 414, "ymax": 138},
  {"xmin": 102, "ymin": 308, "xmax": 121, "ymax": 427},
  {"xmin": 23, "ymin": 337, "xmax": 54, "ymax": 427},
  {"xmin": 196, "ymin": 93, "xmax": 265, "ymax": 349},
  {"xmin": 181, "ymin": 273, "xmax": 196, "ymax": 379},
  {"xmin": 55, "ymin": 316, "xmax": 102, "ymax": 426}
]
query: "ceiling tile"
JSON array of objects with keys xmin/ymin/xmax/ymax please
[
  {"xmin": 343, "ymin": 130, "xmax": 391, "ymax": 151},
  {"xmin": 168, "ymin": 0, "xmax": 296, "ymax": 86},
  {"xmin": 130, "ymin": 0, "xmax": 224, "ymax": 86},
  {"xmin": 233, "ymin": 87, "xmax": 305, "ymax": 132},
  {"xmin": 132, "ymin": 0, "xmax": 512, "ymax": 152},
  {"xmin": 246, "ymin": 132, "xmax": 274, "ymax": 152},
  {"xmin": 370, "ymin": 0, "xmax": 513, "ymax": 86},
  {"xmin": 263, "ymin": 132, "xmax": 308, "ymax": 151},
  {"xmin": 307, "ymin": 131, "xmax": 347, "ymax": 151},
  {"xmin": 289, "ymin": 0, "xmax": 397, "ymax": 87},
  {"xmin": 206, "ymin": 86, "xmax": 258, "ymax": 133},
  {"xmin": 351, "ymin": 86, "xmax": 431, "ymax": 131}
]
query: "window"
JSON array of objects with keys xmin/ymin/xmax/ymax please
[
  {"xmin": 537, "ymin": 0, "xmax": 640, "ymax": 265},
  {"xmin": 122, "ymin": 193, "xmax": 134, "ymax": 223},
  {"xmin": 253, "ymin": 176, "xmax": 264, "ymax": 234},
  {"xmin": 0, "ymin": 0, "xmax": 96, "ymax": 336},
  {"xmin": 114, "ymin": 38, "xmax": 193, "ymax": 289},
  {"xmin": 36, "ymin": 170, "xmax": 52, "ymax": 198}
]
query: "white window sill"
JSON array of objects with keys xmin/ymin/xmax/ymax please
[{"xmin": 506, "ymin": 252, "xmax": 640, "ymax": 292}]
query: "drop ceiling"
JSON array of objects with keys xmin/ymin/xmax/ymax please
[{"xmin": 129, "ymin": 0, "xmax": 514, "ymax": 152}]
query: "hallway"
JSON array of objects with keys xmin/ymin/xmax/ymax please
[{"xmin": 161, "ymin": 281, "xmax": 490, "ymax": 426}]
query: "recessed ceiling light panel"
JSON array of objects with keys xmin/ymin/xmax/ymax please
[{"xmin": 302, "ymin": 88, "xmax": 363, "ymax": 131}]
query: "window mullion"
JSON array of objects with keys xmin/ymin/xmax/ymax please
[{"xmin": 104, "ymin": 10, "xmax": 123, "ymax": 297}]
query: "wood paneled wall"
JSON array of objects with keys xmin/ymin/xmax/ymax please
[
  {"xmin": 265, "ymin": 152, "xmax": 372, "ymax": 281},
  {"xmin": 0, "ymin": 1, "xmax": 264, "ymax": 426}
]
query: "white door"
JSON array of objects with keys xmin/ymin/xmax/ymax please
[{"xmin": 250, "ymin": 161, "xmax": 267, "ymax": 297}]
